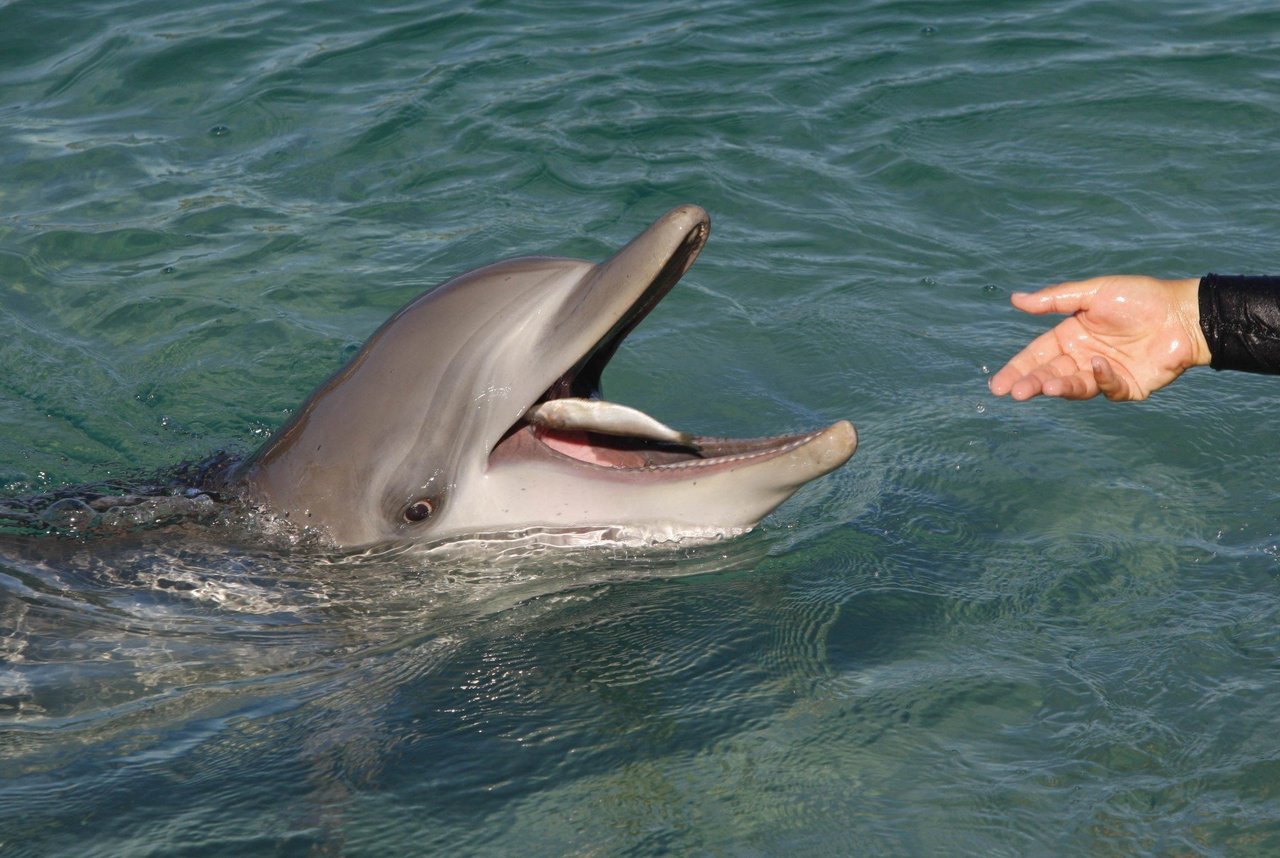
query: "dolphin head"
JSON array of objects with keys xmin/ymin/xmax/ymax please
[{"xmin": 233, "ymin": 205, "xmax": 856, "ymax": 548}]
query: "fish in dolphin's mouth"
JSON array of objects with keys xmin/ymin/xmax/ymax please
[{"xmin": 489, "ymin": 218, "xmax": 857, "ymax": 476}]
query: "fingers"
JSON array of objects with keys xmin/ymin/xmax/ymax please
[
  {"xmin": 994, "ymin": 368, "xmax": 1097, "ymax": 401},
  {"xmin": 987, "ymin": 368, "xmax": 1019, "ymax": 397},
  {"xmin": 1091, "ymin": 356, "xmax": 1133, "ymax": 401},
  {"xmin": 987, "ymin": 327, "xmax": 1071, "ymax": 397},
  {"xmin": 1007, "ymin": 355, "xmax": 1100, "ymax": 401},
  {"xmin": 989, "ymin": 355, "xmax": 1139, "ymax": 402},
  {"xmin": 990, "ymin": 360, "xmax": 1056, "ymax": 399}
]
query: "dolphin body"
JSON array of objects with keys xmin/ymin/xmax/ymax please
[{"xmin": 220, "ymin": 205, "xmax": 856, "ymax": 549}]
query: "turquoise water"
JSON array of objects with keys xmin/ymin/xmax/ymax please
[{"xmin": 4, "ymin": 0, "xmax": 1280, "ymax": 853}]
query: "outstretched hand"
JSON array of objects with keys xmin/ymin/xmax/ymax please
[{"xmin": 988, "ymin": 275, "xmax": 1209, "ymax": 402}]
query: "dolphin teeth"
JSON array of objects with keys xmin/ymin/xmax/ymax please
[{"xmin": 525, "ymin": 398, "xmax": 696, "ymax": 448}]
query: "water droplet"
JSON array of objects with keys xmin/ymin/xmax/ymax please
[
  {"xmin": 163, "ymin": 266, "xmax": 176, "ymax": 274},
  {"xmin": 983, "ymin": 284, "xmax": 998, "ymax": 294},
  {"xmin": 208, "ymin": 124, "xmax": 231, "ymax": 137},
  {"xmin": 920, "ymin": 26, "xmax": 937, "ymax": 36},
  {"xmin": 976, "ymin": 404, "xmax": 986, "ymax": 414},
  {"xmin": 981, "ymin": 365, "xmax": 990, "ymax": 374}
]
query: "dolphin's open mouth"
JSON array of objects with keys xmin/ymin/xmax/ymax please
[{"xmin": 490, "ymin": 216, "xmax": 855, "ymax": 476}]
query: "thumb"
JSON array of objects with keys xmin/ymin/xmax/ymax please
[{"xmin": 1011, "ymin": 279, "xmax": 1105, "ymax": 317}]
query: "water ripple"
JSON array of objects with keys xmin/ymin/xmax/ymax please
[{"xmin": 4, "ymin": 0, "xmax": 1280, "ymax": 854}]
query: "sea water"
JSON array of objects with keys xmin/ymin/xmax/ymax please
[{"xmin": 3, "ymin": 1, "xmax": 1280, "ymax": 854}]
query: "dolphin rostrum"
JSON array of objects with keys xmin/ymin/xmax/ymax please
[{"xmin": 220, "ymin": 205, "xmax": 856, "ymax": 548}]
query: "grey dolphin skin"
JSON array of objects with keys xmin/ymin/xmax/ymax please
[{"xmin": 224, "ymin": 205, "xmax": 856, "ymax": 548}]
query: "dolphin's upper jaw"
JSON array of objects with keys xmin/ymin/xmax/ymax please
[{"xmin": 557, "ymin": 218, "xmax": 709, "ymax": 401}]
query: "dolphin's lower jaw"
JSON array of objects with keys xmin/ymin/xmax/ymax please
[
  {"xmin": 429, "ymin": 404, "xmax": 858, "ymax": 548},
  {"xmin": 471, "ymin": 418, "xmax": 857, "ymax": 545}
]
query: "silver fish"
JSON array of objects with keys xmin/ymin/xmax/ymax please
[{"xmin": 525, "ymin": 398, "xmax": 696, "ymax": 448}]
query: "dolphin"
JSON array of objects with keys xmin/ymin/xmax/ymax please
[{"xmin": 218, "ymin": 205, "xmax": 856, "ymax": 549}]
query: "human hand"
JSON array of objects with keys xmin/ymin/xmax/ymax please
[{"xmin": 988, "ymin": 275, "xmax": 1209, "ymax": 401}]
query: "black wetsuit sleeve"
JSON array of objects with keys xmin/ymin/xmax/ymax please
[{"xmin": 1198, "ymin": 274, "xmax": 1280, "ymax": 374}]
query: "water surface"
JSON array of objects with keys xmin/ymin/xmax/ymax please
[{"xmin": 3, "ymin": 1, "xmax": 1280, "ymax": 854}]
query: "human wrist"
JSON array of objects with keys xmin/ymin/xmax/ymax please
[{"xmin": 1172, "ymin": 277, "xmax": 1210, "ymax": 368}]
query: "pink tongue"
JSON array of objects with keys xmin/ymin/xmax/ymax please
[
  {"xmin": 539, "ymin": 430, "xmax": 617, "ymax": 465},
  {"xmin": 536, "ymin": 428, "xmax": 657, "ymax": 468}
]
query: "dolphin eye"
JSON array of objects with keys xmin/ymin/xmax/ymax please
[{"xmin": 404, "ymin": 499, "xmax": 435, "ymax": 523}]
